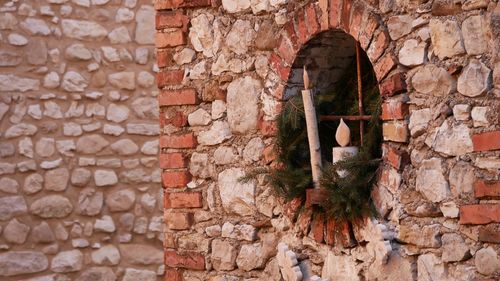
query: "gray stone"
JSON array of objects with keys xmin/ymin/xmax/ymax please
[
  {"xmin": 471, "ymin": 106, "xmax": 489, "ymax": 127},
  {"xmin": 110, "ymin": 139, "xmax": 138, "ymax": 156},
  {"xmin": 94, "ymin": 216, "xmax": 116, "ymax": 233},
  {"xmin": 365, "ymin": 252, "xmax": 416, "ymax": 281},
  {"xmin": 62, "ymin": 71, "xmax": 88, "ymax": 92},
  {"xmin": 43, "ymin": 101, "xmax": 63, "ymax": 119},
  {"xmin": 188, "ymin": 108, "xmax": 212, "ymax": 126},
  {"xmin": 222, "ymin": 0, "xmax": 251, "ymax": 13},
  {"xmin": 462, "ymin": 15, "xmax": 488, "ymax": 55},
  {"xmin": 61, "ymin": 19, "xmax": 108, "ymax": 41},
  {"xmin": 0, "ymin": 162, "xmax": 15, "ymax": 175},
  {"xmin": 77, "ymin": 188, "xmax": 103, "ymax": 216},
  {"xmin": 212, "ymin": 239, "xmax": 238, "ymax": 271},
  {"xmin": 63, "ymin": 122, "xmax": 83, "ymax": 136},
  {"xmin": 24, "ymin": 174, "xmax": 43, "ymax": 194},
  {"xmin": 227, "ymin": 76, "xmax": 262, "ymax": 133},
  {"xmin": 475, "ymin": 247, "xmax": 499, "ymax": 275},
  {"xmin": 137, "ymin": 71, "xmax": 155, "ymax": 88},
  {"xmin": 101, "ymin": 46, "xmax": 120, "ymax": 62},
  {"xmin": 417, "ymin": 253, "xmax": 447, "ymax": 281},
  {"xmin": 218, "ymin": 168, "xmax": 255, "ymax": 216},
  {"xmin": 65, "ymin": 43, "xmax": 92, "ymax": 60},
  {"xmin": 0, "ymin": 196, "xmax": 28, "ymax": 221},
  {"xmin": 174, "ymin": 48, "xmax": 196, "ymax": 65},
  {"xmin": 453, "ymin": 104, "xmax": 470, "ymax": 121},
  {"xmin": 32, "ymin": 222, "xmax": 55, "ymax": 243},
  {"xmin": 20, "ymin": 18, "xmax": 51, "ymax": 36},
  {"xmin": 190, "ymin": 152, "xmax": 215, "ymax": 179},
  {"xmin": 416, "ymin": 158, "xmax": 449, "ymax": 203},
  {"xmin": 141, "ymin": 140, "xmax": 158, "ymax": 155},
  {"xmin": 198, "ymin": 121, "xmax": 233, "ymax": 146},
  {"xmin": 212, "ymin": 100, "xmax": 226, "ymax": 120},
  {"xmin": 449, "ymin": 161, "xmax": 474, "ymax": 197},
  {"xmin": 0, "ymin": 75, "xmax": 40, "ymax": 92},
  {"xmin": 76, "ymin": 267, "xmax": 117, "ymax": 281},
  {"xmin": 108, "ymin": 72, "xmax": 135, "ymax": 90},
  {"xmin": 71, "ymin": 168, "xmax": 92, "ymax": 187},
  {"xmin": 0, "ymin": 177, "xmax": 18, "ymax": 194},
  {"xmin": 76, "ymin": 134, "xmax": 109, "ymax": 154},
  {"xmin": 0, "ymin": 13, "xmax": 18, "ymax": 30},
  {"xmin": 430, "ymin": 120, "xmax": 473, "ymax": 156},
  {"xmin": 457, "ymin": 59, "xmax": 491, "ymax": 97},
  {"xmin": 226, "ymin": 20, "xmax": 255, "ymax": 55},
  {"xmin": 429, "ymin": 19, "xmax": 465, "ymax": 59},
  {"xmin": 206, "ymin": 225, "xmax": 222, "ymax": 237},
  {"xmin": 7, "ymin": 33, "xmax": 28, "ymax": 46},
  {"xmin": 409, "ymin": 108, "xmax": 432, "ymax": 137},
  {"xmin": 440, "ymin": 201, "xmax": 459, "ymax": 218},
  {"xmin": 0, "ymin": 50, "xmax": 22, "ymax": 66},
  {"xmin": 0, "ymin": 251, "xmax": 48, "ymax": 276},
  {"xmin": 398, "ymin": 39, "xmax": 425, "ymax": 67},
  {"xmin": 44, "ymin": 168, "xmax": 69, "ymax": 191},
  {"xmin": 51, "ymin": 250, "xmax": 83, "ymax": 273},
  {"xmin": 131, "ymin": 97, "xmax": 158, "ymax": 119},
  {"xmin": 30, "ymin": 195, "xmax": 73, "ymax": 218},
  {"xmin": 243, "ymin": 137, "xmax": 264, "ymax": 162},
  {"xmin": 442, "ymin": 233, "xmax": 470, "ymax": 262},
  {"xmin": 387, "ymin": 15, "xmax": 413, "ymax": 40},
  {"xmin": 411, "ymin": 64, "xmax": 455, "ymax": 96},
  {"xmin": 106, "ymin": 189, "xmax": 136, "ymax": 212},
  {"xmin": 221, "ymin": 222, "xmax": 256, "ymax": 241},
  {"xmin": 91, "ymin": 245, "xmax": 120, "ymax": 265},
  {"xmin": 4, "ymin": 218, "xmax": 30, "ymax": 244},
  {"xmin": 43, "ymin": 72, "xmax": 60, "ymax": 89},
  {"xmin": 236, "ymin": 243, "xmax": 268, "ymax": 271},
  {"xmin": 116, "ymin": 8, "xmax": 135, "ymax": 23},
  {"xmin": 106, "ymin": 104, "xmax": 129, "ymax": 123},
  {"xmin": 119, "ymin": 244, "xmax": 163, "ymax": 265},
  {"xmin": 189, "ymin": 14, "xmax": 220, "ymax": 57},
  {"xmin": 397, "ymin": 223, "xmax": 441, "ymax": 248},
  {"xmin": 94, "ymin": 170, "xmax": 118, "ymax": 186},
  {"xmin": 108, "ymin": 26, "xmax": 131, "ymax": 44},
  {"xmin": 321, "ymin": 252, "xmax": 360, "ymax": 281},
  {"xmin": 122, "ymin": 268, "xmax": 156, "ymax": 281},
  {"xmin": 135, "ymin": 5, "xmax": 155, "ymax": 44}
]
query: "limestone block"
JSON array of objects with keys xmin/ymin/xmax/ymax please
[
  {"xmin": 0, "ymin": 251, "xmax": 48, "ymax": 277},
  {"xmin": 429, "ymin": 19, "xmax": 465, "ymax": 59},
  {"xmin": 457, "ymin": 59, "xmax": 491, "ymax": 97},
  {"xmin": 212, "ymin": 239, "xmax": 238, "ymax": 271},
  {"xmin": 218, "ymin": 168, "xmax": 256, "ymax": 216},
  {"xmin": 227, "ymin": 76, "xmax": 262, "ymax": 133}
]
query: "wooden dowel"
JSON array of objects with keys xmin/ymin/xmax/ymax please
[
  {"xmin": 355, "ymin": 41, "xmax": 364, "ymax": 145},
  {"xmin": 320, "ymin": 115, "xmax": 371, "ymax": 121}
]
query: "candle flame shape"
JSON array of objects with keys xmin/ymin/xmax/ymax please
[
  {"xmin": 303, "ymin": 66, "xmax": 311, "ymax": 90},
  {"xmin": 335, "ymin": 118, "xmax": 351, "ymax": 147}
]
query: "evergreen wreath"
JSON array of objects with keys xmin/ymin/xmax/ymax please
[{"xmin": 242, "ymin": 52, "xmax": 382, "ymax": 224}]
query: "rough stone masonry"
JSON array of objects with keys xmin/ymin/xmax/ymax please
[
  {"xmin": 0, "ymin": 0, "xmax": 164, "ymax": 280},
  {"xmin": 156, "ymin": 0, "xmax": 500, "ymax": 280}
]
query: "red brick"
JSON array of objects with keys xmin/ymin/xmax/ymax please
[
  {"xmin": 283, "ymin": 197, "xmax": 302, "ymax": 221},
  {"xmin": 381, "ymin": 101, "xmax": 409, "ymax": 120},
  {"xmin": 263, "ymin": 144, "xmax": 277, "ymax": 164},
  {"xmin": 283, "ymin": 21, "xmax": 299, "ymax": 50},
  {"xmin": 379, "ymin": 167, "xmax": 402, "ymax": 193},
  {"xmin": 338, "ymin": 221, "xmax": 356, "ymax": 248},
  {"xmin": 156, "ymin": 30, "xmax": 186, "ymax": 48},
  {"xmin": 165, "ymin": 268, "xmax": 183, "ymax": 281},
  {"xmin": 311, "ymin": 213, "xmax": 325, "ymax": 243},
  {"xmin": 159, "ymin": 89, "xmax": 198, "ymax": 106},
  {"xmin": 165, "ymin": 250, "xmax": 205, "ymax": 270},
  {"xmin": 296, "ymin": 208, "xmax": 313, "ymax": 235},
  {"xmin": 359, "ymin": 13, "xmax": 380, "ymax": 49},
  {"xmin": 160, "ymin": 133, "xmax": 197, "ymax": 149},
  {"xmin": 259, "ymin": 120, "xmax": 278, "ymax": 136},
  {"xmin": 318, "ymin": 0, "xmax": 329, "ymax": 31},
  {"xmin": 305, "ymin": 4, "xmax": 320, "ymax": 37},
  {"xmin": 379, "ymin": 73, "xmax": 406, "ymax": 97},
  {"xmin": 459, "ymin": 204, "xmax": 500, "ymax": 225},
  {"xmin": 340, "ymin": 0, "xmax": 352, "ymax": 32},
  {"xmin": 165, "ymin": 192, "xmax": 203, "ymax": 208},
  {"xmin": 162, "ymin": 171, "xmax": 191, "ymax": 188},
  {"xmin": 367, "ymin": 30, "xmax": 389, "ymax": 63},
  {"xmin": 160, "ymin": 153, "xmax": 187, "ymax": 169},
  {"xmin": 158, "ymin": 49, "xmax": 175, "ymax": 68},
  {"xmin": 157, "ymin": 70, "xmax": 185, "ymax": 88},
  {"xmin": 329, "ymin": 0, "xmax": 342, "ymax": 28},
  {"xmin": 161, "ymin": 111, "xmax": 188, "ymax": 128},
  {"xmin": 269, "ymin": 53, "xmax": 291, "ymax": 81},
  {"xmin": 325, "ymin": 217, "xmax": 336, "ymax": 246},
  {"xmin": 382, "ymin": 144, "xmax": 409, "ymax": 171},
  {"xmin": 164, "ymin": 232, "xmax": 177, "ymax": 248},
  {"xmin": 479, "ymin": 225, "xmax": 500, "ymax": 244},
  {"xmin": 155, "ymin": 0, "xmax": 211, "ymax": 10},
  {"xmin": 474, "ymin": 180, "xmax": 500, "ymax": 198},
  {"xmin": 156, "ymin": 11, "xmax": 185, "ymax": 29},
  {"xmin": 165, "ymin": 212, "xmax": 194, "ymax": 230},
  {"xmin": 296, "ymin": 11, "xmax": 309, "ymax": 45},
  {"xmin": 472, "ymin": 130, "xmax": 500, "ymax": 152},
  {"xmin": 374, "ymin": 54, "xmax": 396, "ymax": 81},
  {"xmin": 348, "ymin": 3, "xmax": 364, "ymax": 40},
  {"xmin": 277, "ymin": 36, "xmax": 296, "ymax": 65},
  {"xmin": 272, "ymin": 84, "xmax": 285, "ymax": 100}
]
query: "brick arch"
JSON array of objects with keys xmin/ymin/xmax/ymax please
[{"xmin": 268, "ymin": 0, "xmax": 412, "ymax": 209}]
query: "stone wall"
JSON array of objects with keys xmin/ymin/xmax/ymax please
[
  {"xmin": 157, "ymin": 0, "xmax": 500, "ymax": 280},
  {"xmin": 0, "ymin": 0, "xmax": 164, "ymax": 280}
]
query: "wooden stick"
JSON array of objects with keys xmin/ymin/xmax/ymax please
[
  {"xmin": 320, "ymin": 115, "xmax": 371, "ymax": 121},
  {"xmin": 355, "ymin": 41, "xmax": 364, "ymax": 145},
  {"xmin": 302, "ymin": 66, "xmax": 322, "ymax": 188}
]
